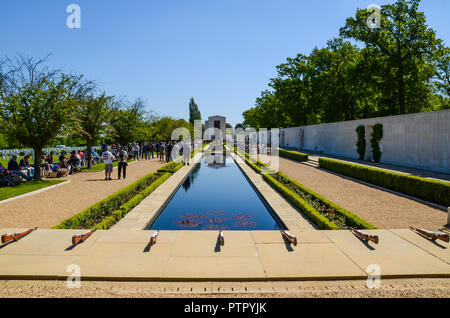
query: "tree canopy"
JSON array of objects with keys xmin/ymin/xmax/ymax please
[{"xmin": 242, "ymin": 0, "xmax": 449, "ymax": 129}]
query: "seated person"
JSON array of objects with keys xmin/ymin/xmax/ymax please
[
  {"xmin": 51, "ymin": 163, "xmax": 62, "ymax": 177},
  {"xmin": 92, "ymin": 149, "xmax": 100, "ymax": 164},
  {"xmin": 41, "ymin": 155, "xmax": 51, "ymax": 173},
  {"xmin": 0, "ymin": 163, "xmax": 16, "ymax": 186},
  {"xmin": 8, "ymin": 155, "xmax": 31, "ymax": 181},
  {"xmin": 19, "ymin": 154, "xmax": 34, "ymax": 178},
  {"xmin": 47, "ymin": 152, "xmax": 55, "ymax": 165},
  {"xmin": 59, "ymin": 151, "xmax": 66, "ymax": 164}
]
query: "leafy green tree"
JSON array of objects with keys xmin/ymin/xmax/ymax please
[
  {"xmin": 77, "ymin": 93, "xmax": 114, "ymax": 168},
  {"xmin": 109, "ymin": 98, "xmax": 146, "ymax": 146},
  {"xmin": 188, "ymin": 97, "xmax": 201, "ymax": 124},
  {"xmin": 340, "ymin": 0, "xmax": 445, "ymax": 115},
  {"xmin": 0, "ymin": 55, "xmax": 94, "ymax": 179}
]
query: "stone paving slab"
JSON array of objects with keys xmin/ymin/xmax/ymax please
[
  {"xmin": 0, "ymin": 229, "xmax": 449, "ymax": 280},
  {"xmin": 0, "ymin": 228, "xmax": 100, "ymax": 256},
  {"xmin": 256, "ymin": 242, "xmax": 367, "ymax": 280},
  {"xmin": 171, "ymin": 231, "xmax": 258, "ymax": 257},
  {"xmin": 251, "ymin": 230, "xmax": 331, "ymax": 244},
  {"xmin": 162, "ymin": 256, "xmax": 266, "ymax": 281},
  {"xmin": 324, "ymin": 230, "xmax": 450, "ymax": 278},
  {"xmin": 0, "ymin": 254, "xmax": 77, "ymax": 279},
  {"xmin": 389, "ymin": 229, "xmax": 450, "ymax": 264}
]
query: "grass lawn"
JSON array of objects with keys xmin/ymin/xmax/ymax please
[{"xmin": 0, "ymin": 179, "xmax": 67, "ymax": 202}]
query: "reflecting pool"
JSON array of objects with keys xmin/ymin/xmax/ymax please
[{"xmin": 148, "ymin": 153, "xmax": 283, "ymax": 230}]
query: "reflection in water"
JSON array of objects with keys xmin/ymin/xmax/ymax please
[
  {"xmin": 151, "ymin": 154, "xmax": 282, "ymax": 231},
  {"xmin": 182, "ymin": 163, "xmax": 201, "ymax": 191}
]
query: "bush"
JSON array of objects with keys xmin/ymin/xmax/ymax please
[
  {"xmin": 263, "ymin": 174, "xmax": 339, "ymax": 230},
  {"xmin": 371, "ymin": 124, "xmax": 383, "ymax": 162},
  {"xmin": 94, "ymin": 172, "xmax": 171, "ymax": 229},
  {"xmin": 356, "ymin": 125, "xmax": 366, "ymax": 160},
  {"xmin": 274, "ymin": 173, "xmax": 377, "ymax": 229},
  {"xmin": 157, "ymin": 160, "xmax": 184, "ymax": 173},
  {"xmin": 319, "ymin": 158, "xmax": 450, "ymax": 206},
  {"xmin": 278, "ymin": 148, "xmax": 308, "ymax": 162},
  {"xmin": 53, "ymin": 171, "xmax": 164, "ymax": 229}
]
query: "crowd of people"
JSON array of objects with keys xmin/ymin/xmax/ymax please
[{"xmin": 0, "ymin": 140, "xmax": 196, "ymax": 186}]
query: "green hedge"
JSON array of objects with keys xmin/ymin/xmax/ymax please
[
  {"xmin": 278, "ymin": 148, "xmax": 308, "ymax": 162},
  {"xmin": 157, "ymin": 160, "xmax": 184, "ymax": 173},
  {"xmin": 93, "ymin": 173, "xmax": 171, "ymax": 229},
  {"xmin": 263, "ymin": 174, "xmax": 339, "ymax": 230},
  {"xmin": 53, "ymin": 171, "xmax": 164, "ymax": 229},
  {"xmin": 274, "ymin": 172, "xmax": 377, "ymax": 229},
  {"xmin": 319, "ymin": 158, "xmax": 450, "ymax": 206},
  {"xmin": 235, "ymin": 147, "xmax": 375, "ymax": 229}
]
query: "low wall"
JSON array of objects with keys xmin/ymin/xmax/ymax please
[{"xmin": 280, "ymin": 110, "xmax": 450, "ymax": 174}]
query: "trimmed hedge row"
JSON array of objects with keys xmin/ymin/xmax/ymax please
[
  {"xmin": 233, "ymin": 147, "xmax": 275, "ymax": 174},
  {"xmin": 319, "ymin": 158, "xmax": 450, "ymax": 206},
  {"xmin": 263, "ymin": 174, "xmax": 339, "ymax": 230},
  {"xmin": 94, "ymin": 172, "xmax": 171, "ymax": 229},
  {"xmin": 278, "ymin": 148, "xmax": 308, "ymax": 162},
  {"xmin": 234, "ymin": 147, "xmax": 376, "ymax": 230},
  {"xmin": 157, "ymin": 160, "xmax": 184, "ymax": 173},
  {"xmin": 53, "ymin": 172, "xmax": 164, "ymax": 229},
  {"xmin": 274, "ymin": 172, "xmax": 377, "ymax": 229}
]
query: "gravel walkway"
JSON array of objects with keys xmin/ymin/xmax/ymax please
[
  {"xmin": 0, "ymin": 278, "xmax": 448, "ymax": 298},
  {"xmin": 0, "ymin": 159, "xmax": 166, "ymax": 228},
  {"xmin": 277, "ymin": 157, "xmax": 448, "ymax": 229}
]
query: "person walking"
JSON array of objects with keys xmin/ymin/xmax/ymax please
[
  {"xmin": 160, "ymin": 142, "xmax": 165, "ymax": 161},
  {"xmin": 101, "ymin": 147, "xmax": 115, "ymax": 180},
  {"xmin": 117, "ymin": 147, "xmax": 128, "ymax": 180}
]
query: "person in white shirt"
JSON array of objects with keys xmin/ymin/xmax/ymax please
[{"xmin": 101, "ymin": 147, "xmax": 115, "ymax": 180}]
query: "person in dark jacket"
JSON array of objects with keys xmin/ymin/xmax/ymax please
[{"xmin": 8, "ymin": 155, "xmax": 31, "ymax": 181}]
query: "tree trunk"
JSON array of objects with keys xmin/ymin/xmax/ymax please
[
  {"xmin": 87, "ymin": 139, "xmax": 93, "ymax": 168},
  {"xmin": 33, "ymin": 147, "xmax": 42, "ymax": 181}
]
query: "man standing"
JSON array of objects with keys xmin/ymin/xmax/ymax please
[
  {"xmin": 118, "ymin": 147, "xmax": 128, "ymax": 180},
  {"xmin": 101, "ymin": 147, "xmax": 115, "ymax": 181}
]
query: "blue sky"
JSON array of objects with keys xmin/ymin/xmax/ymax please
[{"xmin": 1, "ymin": 0, "xmax": 449, "ymax": 126}]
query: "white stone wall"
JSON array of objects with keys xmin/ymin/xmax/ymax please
[{"xmin": 280, "ymin": 110, "xmax": 450, "ymax": 173}]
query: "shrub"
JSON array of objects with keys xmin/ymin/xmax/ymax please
[
  {"xmin": 53, "ymin": 171, "xmax": 164, "ymax": 229},
  {"xmin": 319, "ymin": 158, "xmax": 450, "ymax": 206},
  {"xmin": 94, "ymin": 172, "xmax": 171, "ymax": 229},
  {"xmin": 263, "ymin": 174, "xmax": 339, "ymax": 230},
  {"xmin": 274, "ymin": 173, "xmax": 377, "ymax": 229},
  {"xmin": 157, "ymin": 160, "xmax": 184, "ymax": 173},
  {"xmin": 278, "ymin": 148, "xmax": 308, "ymax": 162},
  {"xmin": 356, "ymin": 125, "xmax": 366, "ymax": 160},
  {"xmin": 371, "ymin": 124, "xmax": 383, "ymax": 162}
]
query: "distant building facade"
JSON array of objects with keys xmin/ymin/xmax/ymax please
[{"xmin": 204, "ymin": 115, "xmax": 226, "ymax": 141}]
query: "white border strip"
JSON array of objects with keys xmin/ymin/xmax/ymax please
[{"xmin": 0, "ymin": 180, "xmax": 71, "ymax": 205}]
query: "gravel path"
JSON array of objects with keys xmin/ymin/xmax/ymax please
[
  {"xmin": 0, "ymin": 278, "xmax": 448, "ymax": 298},
  {"xmin": 0, "ymin": 159, "xmax": 166, "ymax": 228},
  {"xmin": 277, "ymin": 157, "xmax": 448, "ymax": 229}
]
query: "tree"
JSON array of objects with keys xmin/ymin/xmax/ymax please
[
  {"xmin": 109, "ymin": 98, "xmax": 147, "ymax": 146},
  {"xmin": 340, "ymin": 0, "xmax": 445, "ymax": 115},
  {"xmin": 0, "ymin": 55, "xmax": 94, "ymax": 180},
  {"xmin": 149, "ymin": 117, "xmax": 193, "ymax": 141},
  {"xmin": 188, "ymin": 97, "xmax": 201, "ymax": 124},
  {"xmin": 77, "ymin": 93, "xmax": 114, "ymax": 168}
]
